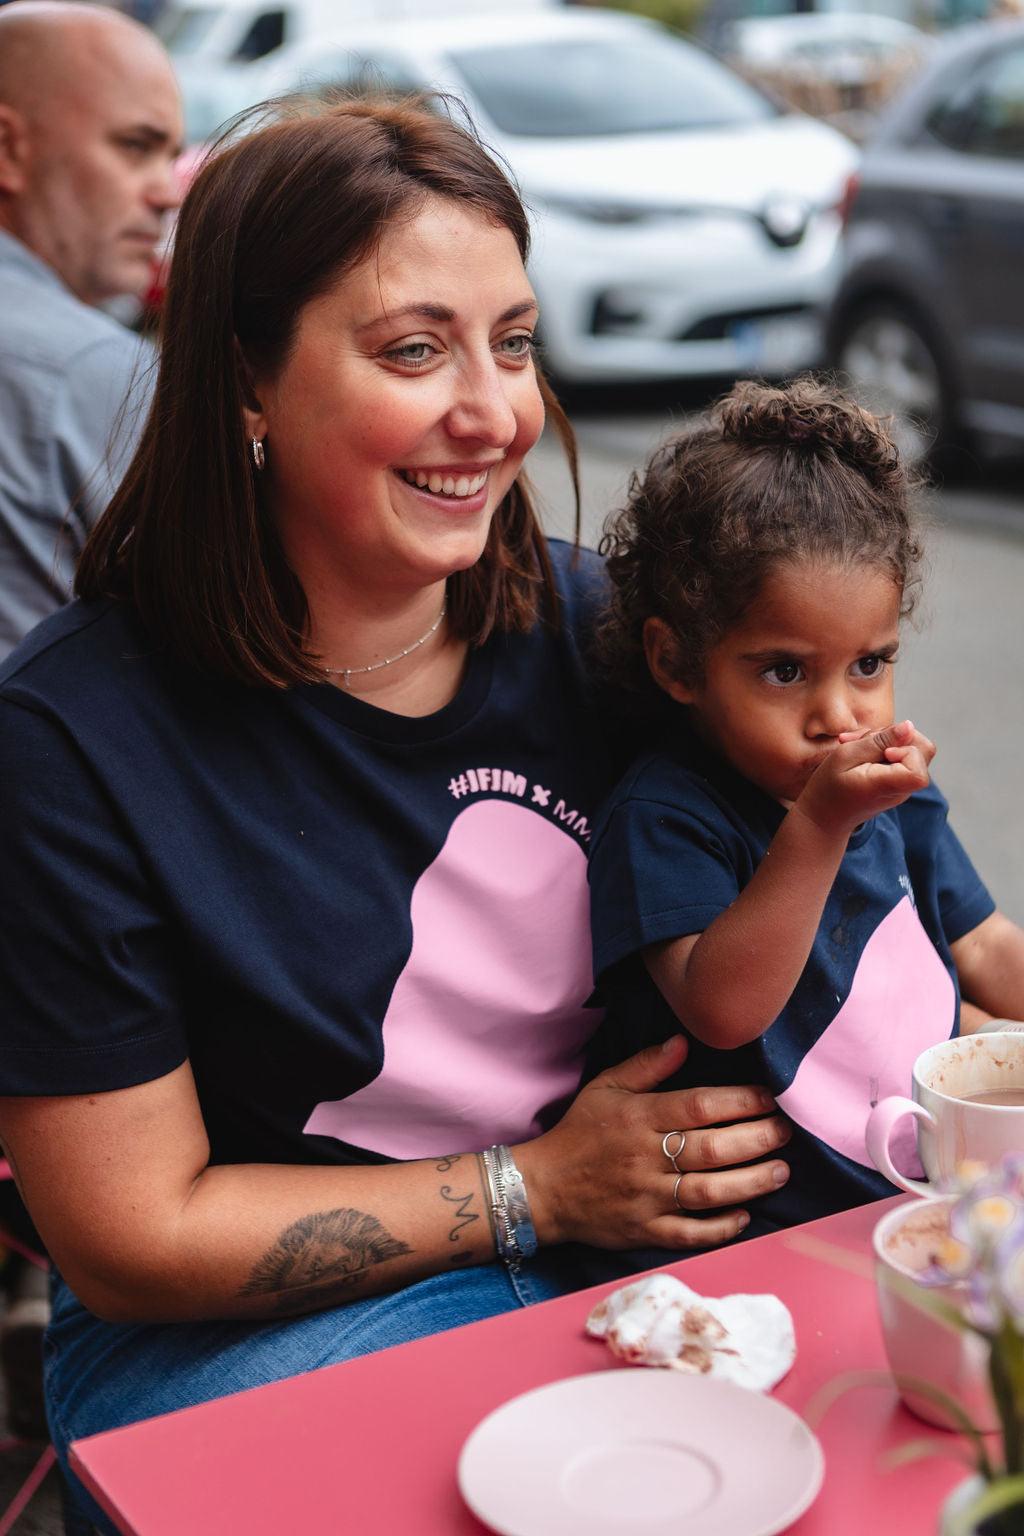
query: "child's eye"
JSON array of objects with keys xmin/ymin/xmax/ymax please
[
  {"xmin": 854, "ymin": 654, "xmax": 890, "ymax": 679},
  {"xmin": 763, "ymin": 661, "xmax": 802, "ymax": 686}
]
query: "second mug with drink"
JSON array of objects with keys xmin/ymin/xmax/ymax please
[{"xmin": 866, "ymin": 1031, "xmax": 1024, "ymax": 1196}]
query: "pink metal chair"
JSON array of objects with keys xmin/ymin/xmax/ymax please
[{"xmin": 0, "ymin": 1158, "xmax": 57, "ymax": 1536}]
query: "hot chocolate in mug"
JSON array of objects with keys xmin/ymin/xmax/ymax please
[
  {"xmin": 866, "ymin": 1030, "xmax": 1024, "ymax": 1196},
  {"xmin": 872, "ymin": 1196, "xmax": 997, "ymax": 1430}
]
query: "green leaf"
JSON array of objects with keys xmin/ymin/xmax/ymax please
[
  {"xmin": 945, "ymin": 1474, "xmax": 1024, "ymax": 1536},
  {"xmin": 802, "ymin": 1368, "xmax": 899, "ymax": 1430},
  {"xmin": 884, "ymin": 1436, "xmax": 978, "ymax": 1473},
  {"xmin": 802, "ymin": 1369, "xmax": 996, "ymax": 1482}
]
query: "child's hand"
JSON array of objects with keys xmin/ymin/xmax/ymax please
[
  {"xmin": 836, "ymin": 718, "xmax": 936, "ymax": 764},
  {"xmin": 796, "ymin": 719, "xmax": 933, "ymax": 838}
]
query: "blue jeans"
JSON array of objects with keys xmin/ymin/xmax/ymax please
[{"xmin": 46, "ymin": 1251, "xmax": 588, "ymax": 1535}]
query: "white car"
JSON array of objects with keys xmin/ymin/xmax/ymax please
[{"xmin": 193, "ymin": 7, "xmax": 861, "ymax": 385}]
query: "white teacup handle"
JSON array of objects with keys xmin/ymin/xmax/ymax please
[{"xmin": 866, "ymin": 1095, "xmax": 936, "ymax": 1197}]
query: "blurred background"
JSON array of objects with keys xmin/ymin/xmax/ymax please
[{"xmin": 112, "ymin": 0, "xmax": 1024, "ymax": 502}]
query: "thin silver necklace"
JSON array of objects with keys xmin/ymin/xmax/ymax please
[{"xmin": 323, "ymin": 600, "xmax": 447, "ymax": 689}]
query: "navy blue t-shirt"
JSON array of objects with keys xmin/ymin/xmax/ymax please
[
  {"xmin": 0, "ymin": 541, "xmax": 618, "ymax": 1170},
  {"xmin": 587, "ymin": 732, "xmax": 995, "ymax": 1238}
]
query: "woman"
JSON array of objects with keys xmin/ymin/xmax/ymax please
[{"xmin": 0, "ymin": 97, "xmax": 790, "ymax": 1531}]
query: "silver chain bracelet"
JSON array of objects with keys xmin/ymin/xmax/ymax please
[{"xmin": 480, "ymin": 1144, "xmax": 537, "ymax": 1271}]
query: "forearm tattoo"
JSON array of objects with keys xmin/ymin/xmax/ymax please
[
  {"xmin": 240, "ymin": 1208, "xmax": 412, "ymax": 1314},
  {"xmin": 434, "ymin": 1153, "xmax": 488, "ymax": 1268}
]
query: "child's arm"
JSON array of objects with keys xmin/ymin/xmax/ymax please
[
  {"xmin": 951, "ymin": 911, "xmax": 1024, "ymax": 1031},
  {"xmin": 959, "ymin": 1000, "xmax": 998, "ymax": 1035},
  {"xmin": 645, "ymin": 721, "xmax": 933, "ymax": 1050}
]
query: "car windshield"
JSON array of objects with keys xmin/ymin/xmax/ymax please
[
  {"xmin": 925, "ymin": 42, "xmax": 1024, "ymax": 157},
  {"xmin": 450, "ymin": 34, "xmax": 775, "ymax": 137}
]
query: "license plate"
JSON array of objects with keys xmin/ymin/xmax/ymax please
[{"xmin": 731, "ymin": 313, "xmax": 823, "ymax": 374}]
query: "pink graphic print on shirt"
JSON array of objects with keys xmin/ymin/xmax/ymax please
[
  {"xmin": 303, "ymin": 799, "xmax": 595, "ymax": 1159},
  {"xmin": 775, "ymin": 894, "xmax": 955, "ymax": 1171}
]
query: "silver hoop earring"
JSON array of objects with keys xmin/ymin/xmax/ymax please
[{"xmin": 251, "ymin": 437, "xmax": 265, "ymax": 471}]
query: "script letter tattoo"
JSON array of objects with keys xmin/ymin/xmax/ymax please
[
  {"xmin": 436, "ymin": 1153, "xmax": 486, "ymax": 1268},
  {"xmin": 440, "ymin": 1184, "xmax": 478, "ymax": 1242}
]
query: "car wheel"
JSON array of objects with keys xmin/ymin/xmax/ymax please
[{"xmin": 831, "ymin": 301, "xmax": 961, "ymax": 470}]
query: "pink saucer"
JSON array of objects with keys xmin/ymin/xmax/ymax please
[{"xmin": 458, "ymin": 1368, "xmax": 824, "ymax": 1536}]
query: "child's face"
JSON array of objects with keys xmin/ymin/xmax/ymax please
[{"xmin": 648, "ymin": 558, "xmax": 901, "ymax": 805}]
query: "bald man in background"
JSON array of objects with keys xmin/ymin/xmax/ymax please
[
  {"xmin": 0, "ymin": 1, "xmax": 182, "ymax": 659},
  {"xmin": 0, "ymin": 1, "xmax": 181, "ymax": 1441}
]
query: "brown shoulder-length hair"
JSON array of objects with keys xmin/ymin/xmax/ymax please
[{"xmin": 76, "ymin": 93, "xmax": 578, "ymax": 687}]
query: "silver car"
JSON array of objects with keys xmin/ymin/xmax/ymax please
[{"xmin": 826, "ymin": 18, "xmax": 1024, "ymax": 467}]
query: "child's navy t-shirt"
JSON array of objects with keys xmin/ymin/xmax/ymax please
[{"xmin": 588, "ymin": 732, "xmax": 995, "ymax": 1236}]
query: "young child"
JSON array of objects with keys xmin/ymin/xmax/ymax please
[{"xmin": 587, "ymin": 377, "xmax": 1024, "ymax": 1240}]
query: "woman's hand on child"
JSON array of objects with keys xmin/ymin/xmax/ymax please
[
  {"xmin": 516, "ymin": 1034, "xmax": 791, "ymax": 1253},
  {"xmin": 798, "ymin": 719, "xmax": 934, "ymax": 839}
]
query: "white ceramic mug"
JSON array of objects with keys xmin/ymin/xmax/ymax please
[
  {"xmin": 872, "ymin": 1197, "xmax": 997, "ymax": 1431},
  {"xmin": 866, "ymin": 1031, "xmax": 1024, "ymax": 1197}
]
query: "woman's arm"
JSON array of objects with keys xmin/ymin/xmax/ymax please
[
  {"xmin": 0, "ymin": 1062, "xmax": 495, "ymax": 1322},
  {"xmin": 0, "ymin": 1037, "xmax": 790, "ymax": 1324},
  {"xmin": 646, "ymin": 723, "xmax": 932, "ymax": 1050},
  {"xmin": 951, "ymin": 910, "xmax": 1024, "ymax": 1026}
]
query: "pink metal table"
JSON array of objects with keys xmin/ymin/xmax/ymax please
[{"xmin": 70, "ymin": 1195, "xmax": 974, "ymax": 1534}]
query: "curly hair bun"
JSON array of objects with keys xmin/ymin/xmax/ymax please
[
  {"xmin": 592, "ymin": 370, "xmax": 924, "ymax": 718},
  {"xmin": 718, "ymin": 377, "xmax": 899, "ymax": 476}
]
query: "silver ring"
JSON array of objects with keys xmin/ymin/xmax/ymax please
[
  {"xmin": 672, "ymin": 1174, "xmax": 684, "ymax": 1210},
  {"xmin": 661, "ymin": 1131, "xmax": 686, "ymax": 1172}
]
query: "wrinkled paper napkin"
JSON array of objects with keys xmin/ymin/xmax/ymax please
[{"xmin": 585, "ymin": 1272, "xmax": 796, "ymax": 1392}]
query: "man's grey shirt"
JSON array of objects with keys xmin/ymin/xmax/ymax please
[{"xmin": 0, "ymin": 228, "xmax": 155, "ymax": 658}]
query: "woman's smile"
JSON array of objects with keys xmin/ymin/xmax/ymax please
[{"xmin": 397, "ymin": 465, "xmax": 495, "ymax": 500}]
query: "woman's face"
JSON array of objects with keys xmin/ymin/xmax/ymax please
[{"xmin": 244, "ymin": 195, "xmax": 545, "ymax": 605}]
